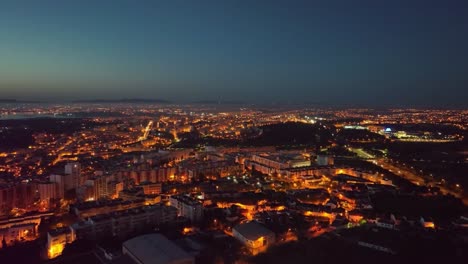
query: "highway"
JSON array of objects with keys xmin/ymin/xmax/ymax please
[
  {"xmin": 349, "ymin": 148, "xmax": 466, "ymax": 205},
  {"xmin": 350, "ymin": 148, "xmax": 375, "ymax": 160},
  {"xmin": 375, "ymin": 159, "xmax": 425, "ymax": 186}
]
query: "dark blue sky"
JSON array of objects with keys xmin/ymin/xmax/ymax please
[{"xmin": 1, "ymin": 0, "xmax": 467, "ymax": 106}]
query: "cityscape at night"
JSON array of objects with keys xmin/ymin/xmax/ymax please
[{"xmin": 0, "ymin": 1, "xmax": 467, "ymax": 264}]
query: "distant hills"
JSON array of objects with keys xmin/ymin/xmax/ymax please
[
  {"xmin": 191, "ymin": 100, "xmax": 245, "ymax": 105},
  {"xmin": 0, "ymin": 99, "xmax": 42, "ymax": 103},
  {"xmin": 71, "ymin": 98, "xmax": 171, "ymax": 104},
  {"xmin": 2, "ymin": 98, "xmax": 246, "ymax": 104}
]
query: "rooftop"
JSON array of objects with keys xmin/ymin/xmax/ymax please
[
  {"xmin": 233, "ymin": 221, "xmax": 274, "ymax": 241},
  {"xmin": 123, "ymin": 234, "xmax": 192, "ymax": 264},
  {"xmin": 254, "ymin": 153, "xmax": 307, "ymax": 164},
  {"xmin": 170, "ymin": 195, "xmax": 202, "ymax": 206},
  {"xmin": 48, "ymin": 227, "xmax": 71, "ymax": 237}
]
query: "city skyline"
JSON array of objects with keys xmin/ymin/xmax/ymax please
[
  {"xmin": 1, "ymin": 1, "xmax": 467, "ymax": 263},
  {"xmin": 0, "ymin": 103, "xmax": 466, "ymax": 263},
  {"xmin": 1, "ymin": 1, "xmax": 468, "ymax": 107}
]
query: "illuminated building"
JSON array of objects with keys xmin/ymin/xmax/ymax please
[
  {"xmin": 70, "ymin": 198, "xmax": 146, "ymax": 219},
  {"xmin": 47, "ymin": 227, "xmax": 75, "ymax": 259},
  {"xmin": 64, "ymin": 162, "xmax": 81, "ymax": 190},
  {"xmin": 49, "ymin": 174, "xmax": 65, "ymax": 199},
  {"xmin": 348, "ymin": 211, "xmax": 364, "ymax": 223},
  {"xmin": 0, "ymin": 185, "xmax": 14, "ymax": 215},
  {"xmin": 70, "ymin": 205, "xmax": 177, "ymax": 240},
  {"xmin": 38, "ymin": 182, "xmax": 62, "ymax": 202},
  {"xmin": 12, "ymin": 182, "xmax": 36, "ymax": 210},
  {"xmin": 232, "ymin": 221, "xmax": 275, "ymax": 255},
  {"xmin": 0, "ymin": 214, "xmax": 46, "ymax": 248},
  {"xmin": 85, "ymin": 176, "xmax": 109, "ymax": 200},
  {"xmin": 316, "ymin": 153, "xmax": 334, "ymax": 166},
  {"xmin": 141, "ymin": 182, "xmax": 162, "ymax": 195},
  {"xmin": 300, "ymin": 175, "xmax": 328, "ymax": 187},
  {"xmin": 375, "ymin": 218, "xmax": 398, "ymax": 230},
  {"xmin": 249, "ymin": 153, "xmax": 311, "ymax": 175},
  {"xmin": 182, "ymin": 160, "xmax": 241, "ymax": 180},
  {"xmin": 65, "ymin": 162, "xmax": 81, "ymax": 176},
  {"xmin": 115, "ymin": 167, "xmax": 176, "ymax": 184},
  {"xmin": 115, "ymin": 182, "xmax": 124, "ymax": 198},
  {"xmin": 169, "ymin": 195, "xmax": 203, "ymax": 223},
  {"xmin": 282, "ymin": 166, "xmax": 335, "ymax": 178},
  {"xmin": 158, "ymin": 149, "xmax": 192, "ymax": 162},
  {"xmin": 420, "ymin": 217, "xmax": 436, "ymax": 229},
  {"xmin": 0, "ymin": 181, "xmax": 37, "ymax": 210},
  {"xmin": 343, "ymin": 125, "xmax": 367, "ymax": 130},
  {"xmin": 0, "ymin": 223, "xmax": 37, "ymax": 247}
]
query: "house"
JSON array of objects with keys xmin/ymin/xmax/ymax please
[{"xmin": 232, "ymin": 221, "xmax": 275, "ymax": 255}]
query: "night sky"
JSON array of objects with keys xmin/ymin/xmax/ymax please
[{"xmin": 0, "ymin": 0, "xmax": 467, "ymax": 107}]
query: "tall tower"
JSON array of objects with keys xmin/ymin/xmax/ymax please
[{"xmin": 64, "ymin": 162, "xmax": 81, "ymax": 190}]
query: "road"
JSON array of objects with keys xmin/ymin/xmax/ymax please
[
  {"xmin": 351, "ymin": 148, "xmax": 375, "ymax": 159},
  {"xmin": 349, "ymin": 148, "xmax": 466, "ymax": 205},
  {"xmin": 375, "ymin": 159, "xmax": 425, "ymax": 186},
  {"xmin": 375, "ymin": 159, "xmax": 466, "ymax": 203}
]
